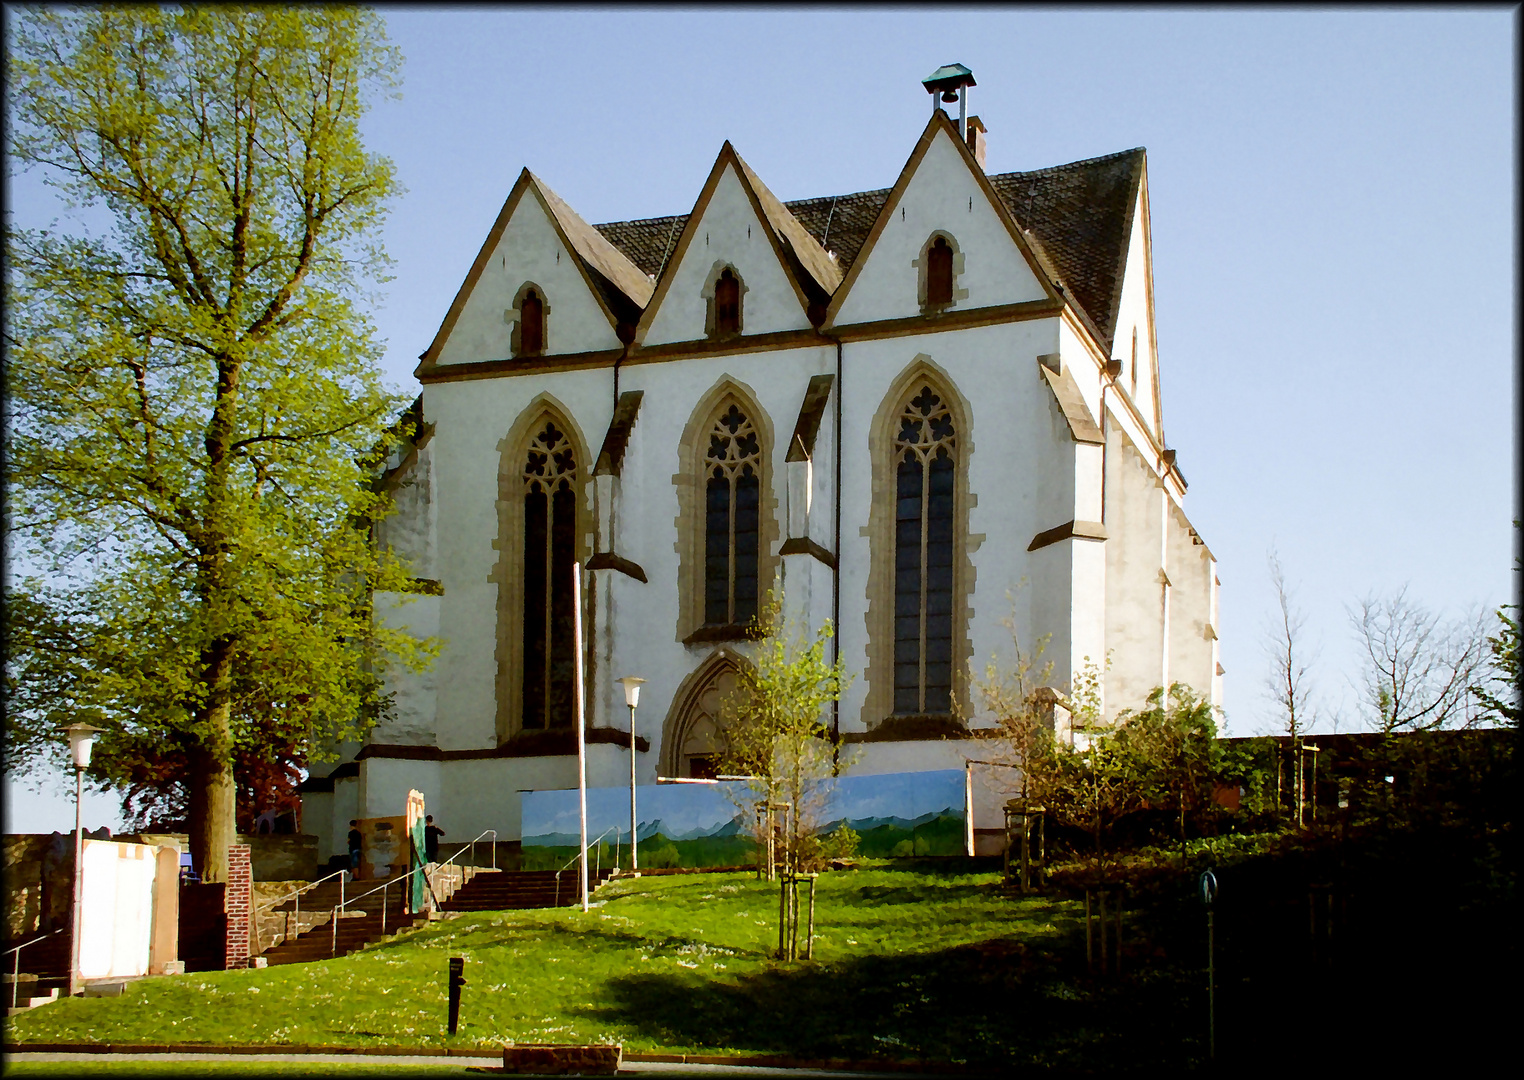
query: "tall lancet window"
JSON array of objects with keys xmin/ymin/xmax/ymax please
[
  {"xmin": 521, "ymin": 420, "xmax": 577, "ymax": 729},
  {"xmin": 893, "ymin": 385, "xmax": 956, "ymax": 715},
  {"xmin": 704, "ymin": 403, "xmax": 761, "ymax": 628}
]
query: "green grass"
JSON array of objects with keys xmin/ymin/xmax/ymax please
[{"xmin": 2, "ymin": 863, "xmax": 1201, "ymax": 1069}]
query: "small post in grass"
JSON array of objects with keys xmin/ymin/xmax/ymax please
[
  {"xmin": 1200, "ymin": 869, "xmax": 1218, "ymax": 1060},
  {"xmin": 1099, "ymin": 888, "xmax": 1108, "ymax": 974},
  {"xmin": 777, "ymin": 870, "xmax": 788, "ymax": 959},
  {"xmin": 1085, "ymin": 889, "xmax": 1093, "ymax": 971},
  {"xmin": 805, "ymin": 873, "xmax": 818, "ymax": 960},
  {"xmin": 448, "ymin": 956, "xmax": 466, "ymax": 1035}
]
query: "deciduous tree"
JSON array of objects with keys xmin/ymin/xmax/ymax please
[
  {"xmin": 717, "ymin": 594, "xmax": 851, "ymax": 874},
  {"xmin": 1350, "ymin": 588, "xmax": 1487, "ymax": 733},
  {"xmin": 3, "ymin": 7, "xmax": 431, "ymax": 882}
]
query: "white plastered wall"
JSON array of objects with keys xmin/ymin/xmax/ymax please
[
  {"xmin": 377, "ymin": 440, "xmax": 437, "ymax": 581},
  {"xmin": 642, "ymin": 165, "xmax": 812, "ymax": 345},
  {"xmin": 1107, "ymin": 183, "xmax": 1160, "ymax": 440},
  {"xmin": 425, "ymin": 371, "xmax": 608, "ymax": 751},
  {"xmin": 370, "ymin": 592, "xmax": 439, "ymax": 746},
  {"xmin": 1102, "ymin": 428, "xmax": 1168, "ymax": 718},
  {"xmin": 1165, "ymin": 501, "xmax": 1217, "ymax": 705},
  {"xmin": 831, "ymin": 126, "xmax": 1047, "ymax": 327},
  {"xmin": 434, "ymin": 192, "xmax": 623, "ymax": 365},
  {"xmin": 830, "ymin": 318, "xmax": 1066, "ymax": 736}
]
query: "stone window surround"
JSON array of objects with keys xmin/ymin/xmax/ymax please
[
  {"xmin": 700, "ymin": 262, "xmax": 749, "ymax": 340},
  {"xmin": 912, "ymin": 231, "xmax": 969, "ymax": 316},
  {"xmin": 507, "ymin": 281, "xmax": 551, "ymax": 358},
  {"xmin": 491, "ymin": 395, "xmax": 594, "ymax": 744},
  {"xmin": 673, "ymin": 377, "xmax": 780, "ymax": 645},
  {"xmin": 859, "ymin": 356, "xmax": 982, "ymax": 733},
  {"xmin": 657, "ymin": 647, "xmax": 749, "ymax": 778}
]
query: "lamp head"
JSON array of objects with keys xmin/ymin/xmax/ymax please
[
  {"xmin": 61, "ymin": 722, "xmax": 103, "ymax": 769},
  {"xmin": 616, "ymin": 676, "xmax": 647, "ymax": 709}
]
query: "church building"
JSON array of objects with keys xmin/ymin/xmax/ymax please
[{"xmin": 301, "ymin": 66, "xmax": 1221, "ymax": 860}]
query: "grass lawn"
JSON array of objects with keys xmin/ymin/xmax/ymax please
[{"xmin": 2, "ymin": 862, "xmax": 1201, "ymax": 1070}]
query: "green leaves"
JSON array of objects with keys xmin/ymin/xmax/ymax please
[{"xmin": 3, "ymin": 8, "xmax": 429, "ymax": 831}]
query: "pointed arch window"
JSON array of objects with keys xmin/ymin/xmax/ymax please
[
  {"xmin": 704, "ymin": 403, "xmax": 761, "ymax": 628},
  {"xmin": 518, "ymin": 288, "xmax": 544, "ymax": 357},
  {"xmin": 892, "ymin": 385, "xmax": 956, "ymax": 715},
  {"xmin": 926, "ymin": 237, "xmax": 954, "ymax": 306},
  {"xmin": 521, "ymin": 420, "xmax": 577, "ymax": 729}
]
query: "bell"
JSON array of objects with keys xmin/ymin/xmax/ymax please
[{"xmin": 941, "ymin": 90, "xmax": 959, "ymax": 103}]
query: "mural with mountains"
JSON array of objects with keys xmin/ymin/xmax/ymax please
[{"xmin": 520, "ymin": 769, "xmax": 966, "ymax": 869}]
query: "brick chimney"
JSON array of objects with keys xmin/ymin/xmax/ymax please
[{"xmin": 966, "ymin": 116, "xmax": 987, "ymax": 170}]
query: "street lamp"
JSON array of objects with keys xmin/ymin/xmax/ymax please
[
  {"xmin": 62, "ymin": 721, "xmax": 102, "ymax": 998},
  {"xmin": 616, "ymin": 677, "xmax": 646, "ymax": 875}
]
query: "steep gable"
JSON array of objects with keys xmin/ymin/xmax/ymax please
[
  {"xmin": 636, "ymin": 144, "xmax": 838, "ymax": 347},
  {"xmin": 419, "ymin": 171, "xmax": 649, "ymax": 370},
  {"xmin": 825, "ymin": 114, "xmax": 1057, "ymax": 328},
  {"xmin": 594, "ymin": 148, "xmax": 1143, "ymax": 356}
]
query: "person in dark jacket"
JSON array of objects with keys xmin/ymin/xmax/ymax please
[
  {"xmin": 424, "ymin": 815, "xmax": 445, "ymax": 863},
  {"xmin": 348, "ymin": 820, "xmax": 362, "ymax": 878}
]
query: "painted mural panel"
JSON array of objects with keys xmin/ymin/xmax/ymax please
[{"xmin": 519, "ymin": 769, "xmax": 966, "ymax": 869}]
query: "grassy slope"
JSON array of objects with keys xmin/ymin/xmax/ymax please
[{"xmin": 2, "ymin": 863, "xmax": 1199, "ymax": 1070}]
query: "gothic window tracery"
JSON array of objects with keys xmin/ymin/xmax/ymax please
[
  {"xmin": 704, "ymin": 402, "xmax": 761, "ymax": 628},
  {"xmin": 892, "ymin": 385, "xmax": 957, "ymax": 715},
  {"xmin": 521, "ymin": 419, "xmax": 577, "ymax": 729}
]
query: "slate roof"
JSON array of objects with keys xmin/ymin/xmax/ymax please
[{"xmin": 592, "ymin": 147, "xmax": 1146, "ymax": 351}]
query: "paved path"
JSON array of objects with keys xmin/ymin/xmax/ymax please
[{"xmin": 3, "ymin": 1051, "xmax": 957, "ymax": 1077}]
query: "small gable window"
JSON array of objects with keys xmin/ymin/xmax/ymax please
[
  {"xmin": 519, "ymin": 289, "xmax": 544, "ymax": 356},
  {"xmin": 714, "ymin": 269, "xmax": 741, "ymax": 336},
  {"xmin": 927, "ymin": 237, "xmax": 954, "ymax": 306}
]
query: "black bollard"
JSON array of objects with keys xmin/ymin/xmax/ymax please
[{"xmin": 447, "ymin": 956, "xmax": 466, "ymax": 1035}]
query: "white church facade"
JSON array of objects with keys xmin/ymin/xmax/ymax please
[{"xmin": 301, "ymin": 67, "xmax": 1221, "ymax": 861}]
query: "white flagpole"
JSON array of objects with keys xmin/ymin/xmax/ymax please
[{"xmin": 572, "ymin": 562, "xmax": 589, "ymax": 912}]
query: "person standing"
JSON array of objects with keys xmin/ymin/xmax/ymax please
[
  {"xmin": 424, "ymin": 815, "xmax": 445, "ymax": 864},
  {"xmin": 348, "ymin": 819, "xmax": 363, "ymax": 879}
]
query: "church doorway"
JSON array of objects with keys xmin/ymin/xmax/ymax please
[{"xmin": 661, "ymin": 653, "xmax": 745, "ymax": 779}]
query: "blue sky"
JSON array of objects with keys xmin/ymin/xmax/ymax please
[{"xmin": 6, "ymin": 8, "xmax": 1515, "ymax": 832}]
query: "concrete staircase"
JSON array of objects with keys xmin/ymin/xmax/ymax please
[
  {"xmin": 440, "ymin": 868, "xmax": 617, "ymax": 912},
  {"xmin": 258, "ymin": 878, "xmax": 425, "ymax": 967}
]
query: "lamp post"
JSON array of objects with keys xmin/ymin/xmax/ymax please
[
  {"xmin": 615, "ymin": 677, "xmax": 646, "ymax": 875},
  {"xmin": 62, "ymin": 721, "xmax": 102, "ymax": 998}
]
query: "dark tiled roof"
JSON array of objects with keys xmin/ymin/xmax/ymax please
[
  {"xmin": 987, "ymin": 148, "xmax": 1145, "ymax": 349},
  {"xmin": 592, "ymin": 147, "xmax": 1145, "ymax": 351}
]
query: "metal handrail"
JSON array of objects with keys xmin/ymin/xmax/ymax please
[
  {"xmin": 553, "ymin": 826, "xmax": 621, "ymax": 906},
  {"xmin": 254, "ymin": 866, "xmax": 350, "ymax": 920},
  {"xmin": 253, "ymin": 866, "xmax": 350, "ymax": 952},
  {"xmin": 6, "ymin": 928, "xmax": 64, "ymax": 1009},
  {"xmin": 556, "ymin": 825, "xmax": 621, "ymax": 875},
  {"xmin": 435, "ymin": 830, "xmax": 498, "ymax": 874}
]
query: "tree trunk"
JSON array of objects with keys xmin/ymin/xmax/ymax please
[
  {"xmin": 189, "ymin": 357, "xmax": 241, "ymax": 883},
  {"xmin": 189, "ymin": 733, "xmax": 237, "ymax": 884}
]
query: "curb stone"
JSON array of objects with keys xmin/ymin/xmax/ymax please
[{"xmin": 1, "ymin": 1043, "xmax": 972, "ymax": 1072}]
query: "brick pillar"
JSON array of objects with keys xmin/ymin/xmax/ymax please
[{"xmin": 224, "ymin": 845, "xmax": 251, "ymax": 971}]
